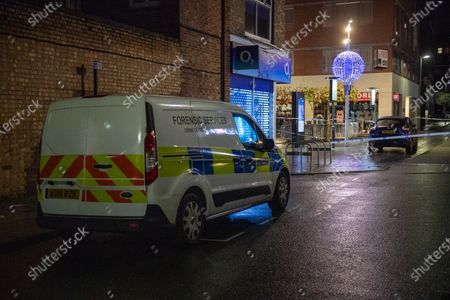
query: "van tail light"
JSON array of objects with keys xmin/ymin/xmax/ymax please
[{"xmin": 145, "ymin": 130, "xmax": 158, "ymax": 185}]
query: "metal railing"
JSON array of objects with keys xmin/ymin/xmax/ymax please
[
  {"xmin": 284, "ymin": 138, "xmax": 332, "ymax": 172},
  {"xmin": 276, "ymin": 117, "xmax": 359, "ymax": 141}
]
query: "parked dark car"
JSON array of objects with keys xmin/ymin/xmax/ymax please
[{"xmin": 368, "ymin": 116, "xmax": 418, "ymax": 154}]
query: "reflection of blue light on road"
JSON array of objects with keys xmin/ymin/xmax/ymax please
[{"xmin": 227, "ymin": 203, "xmax": 272, "ymax": 224}]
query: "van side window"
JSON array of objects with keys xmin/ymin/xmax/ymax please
[{"xmin": 233, "ymin": 114, "xmax": 263, "ymax": 148}]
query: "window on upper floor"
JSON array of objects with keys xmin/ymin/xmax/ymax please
[
  {"xmin": 285, "ymin": 7, "xmax": 294, "ymax": 31},
  {"xmin": 245, "ymin": 0, "xmax": 273, "ymax": 42},
  {"xmin": 323, "ymin": 0, "xmax": 373, "ymax": 27},
  {"xmin": 129, "ymin": 0, "xmax": 161, "ymax": 9},
  {"xmin": 63, "ymin": 0, "xmax": 81, "ymax": 11}
]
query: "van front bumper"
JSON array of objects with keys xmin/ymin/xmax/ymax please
[{"xmin": 36, "ymin": 203, "xmax": 171, "ymax": 232}]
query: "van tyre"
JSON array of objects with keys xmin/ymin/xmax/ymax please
[
  {"xmin": 269, "ymin": 170, "xmax": 290, "ymax": 212},
  {"xmin": 176, "ymin": 193, "xmax": 205, "ymax": 244}
]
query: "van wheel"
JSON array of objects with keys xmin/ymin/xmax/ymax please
[
  {"xmin": 176, "ymin": 193, "xmax": 205, "ymax": 244},
  {"xmin": 269, "ymin": 170, "xmax": 290, "ymax": 212}
]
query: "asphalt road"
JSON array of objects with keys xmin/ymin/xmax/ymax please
[{"xmin": 1, "ymin": 134, "xmax": 449, "ymax": 300}]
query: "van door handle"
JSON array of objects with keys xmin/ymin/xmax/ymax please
[{"xmin": 94, "ymin": 163, "xmax": 112, "ymax": 170}]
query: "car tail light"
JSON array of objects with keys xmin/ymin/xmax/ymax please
[{"xmin": 145, "ymin": 130, "xmax": 158, "ymax": 185}]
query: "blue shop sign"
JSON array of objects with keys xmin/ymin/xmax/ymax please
[{"xmin": 232, "ymin": 45, "xmax": 291, "ymax": 84}]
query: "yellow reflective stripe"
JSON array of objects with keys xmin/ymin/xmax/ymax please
[
  {"xmin": 39, "ymin": 156, "xmax": 50, "ymax": 173},
  {"xmin": 277, "ymin": 148, "xmax": 289, "ymax": 170},
  {"xmin": 129, "ymin": 191, "xmax": 147, "ymax": 203},
  {"xmin": 255, "ymin": 150, "xmax": 270, "ymax": 173},
  {"xmin": 86, "ymin": 189, "xmax": 147, "ymax": 203},
  {"xmin": 48, "ymin": 155, "xmax": 78, "ymax": 178},
  {"xmin": 89, "ymin": 189, "xmax": 112, "ymax": 203},
  {"xmin": 125, "ymin": 155, "xmax": 145, "ymax": 174},
  {"xmin": 158, "ymin": 146, "xmax": 190, "ymax": 177},
  {"xmin": 37, "ymin": 188, "xmax": 44, "ymax": 202},
  {"xmin": 212, "ymin": 148, "xmax": 234, "ymax": 175}
]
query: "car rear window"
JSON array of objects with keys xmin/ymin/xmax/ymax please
[{"xmin": 376, "ymin": 119, "xmax": 405, "ymax": 127}]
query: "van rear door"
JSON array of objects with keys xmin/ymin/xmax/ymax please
[
  {"xmin": 40, "ymin": 106, "xmax": 87, "ymax": 216},
  {"xmin": 84, "ymin": 104, "xmax": 147, "ymax": 217}
]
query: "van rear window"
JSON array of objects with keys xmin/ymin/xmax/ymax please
[{"xmin": 43, "ymin": 108, "xmax": 88, "ymax": 154}]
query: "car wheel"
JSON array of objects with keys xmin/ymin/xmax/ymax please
[
  {"xmin": 176, "ymin": 192, "xmax": 205, "ymax": 244},
  {"xmin": 412, "ymin": 140, "xmax": 418, "ymax": 154},
  {"xmin": 269, "ymin": 170, "xmax": 290, "ymax": 212},
  {"xmin": 406, "ymin": 140, "xmax": 414, "ymax": 154}
]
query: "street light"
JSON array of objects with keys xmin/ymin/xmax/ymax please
[
  {"xmin": 419, "ymin": 54, "xmax": 431, "ymax": 94},
  {"xmin": 419, "ymin": 54, "xmax": 431, "ymax": 122},
  {"xmin": 366, "ymin": 87, "xmax": 378, "ymax": 121}
]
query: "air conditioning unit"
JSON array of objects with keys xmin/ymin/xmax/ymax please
[{"xmin": 374, "ymin": 49, "xmax": 388, "ymax": 68}]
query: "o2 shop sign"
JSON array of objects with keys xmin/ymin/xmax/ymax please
[{"xmin": 234, "ymin": 46, "xmax": 259, "ymax": 70}]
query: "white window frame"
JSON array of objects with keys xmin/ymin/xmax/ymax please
[{"xmin": 245, "ymin": 0, "xmax": 273, "ymax": 43}]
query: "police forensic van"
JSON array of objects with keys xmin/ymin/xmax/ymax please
[{"xmin": 37, "ymin": 95, "xmax": 290, "ymax": 243}]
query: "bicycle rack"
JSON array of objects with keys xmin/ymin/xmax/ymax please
[{"xmin": 284, "ymin": 139, "xmax": 332, "ymax": 172}]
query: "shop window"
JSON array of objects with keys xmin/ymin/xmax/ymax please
[
  {"xmin": 245, "ymin": 0, "xmax": 272, "ymax": 41},
  {"xmin": 230, "ymin": 75, "xmax": 274, "ymax": 138}
]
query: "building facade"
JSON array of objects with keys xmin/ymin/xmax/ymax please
[
  {"xmin": 0, "ymin": 0, "xmax": 288, "ymax": 199},
  {"xmin": 283, "ymin": 0, "xmax": 420, "ymax": 128}
]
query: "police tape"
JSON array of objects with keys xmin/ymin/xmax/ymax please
[
  {"xmin": 330, "ymin": 131, "xmax": 450, "ymax": 145},
  {"xmin": 276, "ymin": 129, "xmax": 450, "ymax": 145}
]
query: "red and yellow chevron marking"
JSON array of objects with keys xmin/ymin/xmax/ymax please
[
  {"xmin": 39, "ymin": 155, "xmax": 145, "ymax": 187},
  {"xmin": 83, "ymin": 190, "xmax": 147, "ymax": 203}
]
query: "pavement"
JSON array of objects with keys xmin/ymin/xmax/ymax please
[
  {"xmin": 0, "ymin": 197, "xmax": 58, "ymax": 252},
  {"xmin": 282, "ymin": 122, "xmax": 450, "ymax": 174},
  {"xmin": 0, "ymin": 123, "xmax": 449, "ymax": 299}
]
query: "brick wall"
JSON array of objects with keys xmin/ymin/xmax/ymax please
[
  {"xmin": 0, "ymin": 0, "xmax": 287, "ymax": 200},
  {"xmin": 179, "ymin": 0, "xmax": 222, "ymax": 101},
  {"xmin": 0, "ymin": 0, "xmax": 181, "ymax": 199}
]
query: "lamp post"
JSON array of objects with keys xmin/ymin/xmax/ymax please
[
  {"xmin": 326, "ymin": 76, "xmax": 338, "ymax": 143},
  {"xmin": 419, "ymin": 55, "xmax": 431, "ymax": 121},
  {"xmin": 367, "ymin": 87, "xmax": 378, "ymax": 121},
  {"xmin": 419, "ymin": 54, "xmax": 431, "ymax": 94}
]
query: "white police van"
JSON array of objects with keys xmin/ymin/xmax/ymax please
[{"xmin": 37, "ymin": 95, "xmax": 290, "ymax": 243}]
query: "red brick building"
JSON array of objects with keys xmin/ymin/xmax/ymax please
[
  {"xmin": 283, "ymin": 0, "xmax": 420, "ymax": 126},
  {"xmin": 0, "ymin": 0, "xmax": 288, "ymax": 199}
]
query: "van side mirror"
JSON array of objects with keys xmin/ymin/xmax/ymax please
[
  {"xmin": 264, "ymin": 138, "xmax": 275, "ymax": 150},
  {"xmin": 254, "ymin": 139, "xmax": 275, "ymax": 151}
]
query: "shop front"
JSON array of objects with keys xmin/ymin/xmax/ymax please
[
  {"xmin": 350, "ymin": 91, "xmax": 378, "ymax": 133},
  {"xmin": 230, "ymin": 36, "xmax": 292, "ymax": 139}
]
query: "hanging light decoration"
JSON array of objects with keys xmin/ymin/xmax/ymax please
[{"xmin": 332, "ymin": 50, "xmax": 365, "ymax": 85}]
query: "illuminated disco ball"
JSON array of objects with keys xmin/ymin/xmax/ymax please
[{"xmin": 332, "ymin": 50, "xmax": 365, "ymax": 85}]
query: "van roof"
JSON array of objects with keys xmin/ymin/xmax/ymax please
[{"xmin": 49, "ymin": 94, "xmax": 246, "ymax": 113}]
